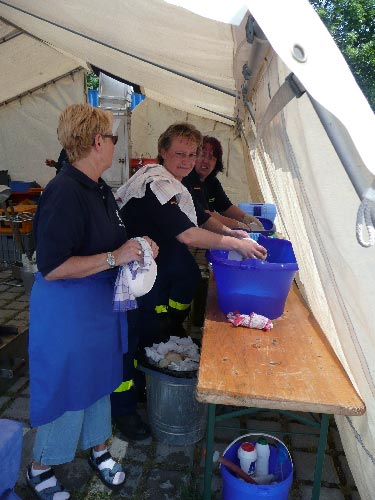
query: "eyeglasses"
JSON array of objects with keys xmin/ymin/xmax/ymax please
[
  {"xmin": 92, "ymin": 134, "xmax": 118, "ymax": 145},
  {"xmin": 102, "ymin": 134, "xmax": 118, "ymax": 145},
  {"xmin": 173, "ymin": 151, "xmax": 197, "ymax": 160}
]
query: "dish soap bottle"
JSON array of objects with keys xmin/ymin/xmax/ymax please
[{"xmin": 255, "ymin": 437, "xmax": 270, "ymax": 477}]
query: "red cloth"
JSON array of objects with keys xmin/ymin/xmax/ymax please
[{"xmin": 227, "ymin": 312, "xmax": 273, "ymax": 331}]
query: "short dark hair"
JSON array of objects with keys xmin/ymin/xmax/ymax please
[
  {"xmin": 157, "ymin": 122, "xmax": 202, "ymax": 165},
  {"xmin": 203, "ymin": 136, "xmax": 224, "ymax": 176}
]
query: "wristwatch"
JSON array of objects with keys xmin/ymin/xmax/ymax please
[{"xmin": 106, "ymin": 252, "xmax": 116, "ymax": 268}]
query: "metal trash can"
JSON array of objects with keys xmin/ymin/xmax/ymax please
[{"xmin": 139, "ymin": 363, "xmax": 207, "ymax": 446}]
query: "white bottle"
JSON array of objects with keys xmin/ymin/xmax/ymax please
[
  {"xmin": 255, "ymin": 437, "xmax": 270, "ymax": 477},
  {"xmin": 237, "ymin": 442, "xmax": 257, "ymax": 476}
]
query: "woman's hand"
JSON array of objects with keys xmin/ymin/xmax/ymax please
[
  {"xmin": 235, "ymin": 221, "xmax": 252, "ymax": 231},
  {"xmin": 243, "ymin": 214, "xmax": 264, "ymax": 229},
  {"xmin": 114, "ymin": 237, "xmax": 159, "ymax": 266},
  {"xmin": 114, "ymin": 239, "xmax": 145, "ymax": 266},
  {"xmin": 143, "ymin": 236, "xmax": 159, "ymax": 259},
  {"xmin": 236, "ymin": 238, "xmax": 267, "ymax": 260},
  {"xmin": 230, "ymin": 229, "xmax": 250, "ymax": 239}
]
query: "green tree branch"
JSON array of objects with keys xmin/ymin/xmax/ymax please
[{"xmin": 310, "ymin": 0, "xmax": 375, "ymax": 110}]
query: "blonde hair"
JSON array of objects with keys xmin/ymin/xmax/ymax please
[
  {"xmin": 57, "ymin": 104, "xmax": 112, "ymax": 162},
  {"xmin": 157, "ymin": 122, "xmax": 202, "ymax": 165}
]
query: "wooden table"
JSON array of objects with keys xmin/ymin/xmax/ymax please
[{"xmin": 196, "ymin": 275, "xmax": 365, "ymax": 499}]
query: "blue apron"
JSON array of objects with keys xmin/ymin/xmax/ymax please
[{"xmin": 29, "ymin": 269, "xmax": 127, "ymax": 427}]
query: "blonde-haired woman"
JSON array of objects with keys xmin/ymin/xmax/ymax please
[
  {"xmin": 27, "ymin": 104, "xmax": 157, "ymax": 499},
  {"xmin": 117, "ymin": 122, "xmax": 266, "ymax": 344}
]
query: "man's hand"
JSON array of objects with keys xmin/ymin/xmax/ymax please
[{"xmin": 45, "ymin": 159, "xmax": 58, "ymax": 168}]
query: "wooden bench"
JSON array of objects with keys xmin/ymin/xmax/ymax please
[{"xmin": 197, "ymin": 275, "xmax": 365, "ymax": 499}]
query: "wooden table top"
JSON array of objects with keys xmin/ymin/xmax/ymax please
[{"xmin": 196, "ymin": 275, "xmax": 365, "ymax": 416}]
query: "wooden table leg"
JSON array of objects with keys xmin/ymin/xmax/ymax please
[
  {"xmin": 202, "ymin": 403, "xmax": 216, "ymax": 500},
  {"xmin": 311, "ymin": 413, "xmax": 330, "ymax": 499}
]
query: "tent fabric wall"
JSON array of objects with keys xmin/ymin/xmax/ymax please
[
  {"xmin": 0, "ymin": 0, "xmax": 374, "ymax": 496},
  {"xmin": 0, "ymin": 0, "xmax": 236, "ymax": 122},
  {"xmin": 130, "ymin": 98, "xmax": 253, "ymax": 204},
  {"xmin": 246, "ymin": 52, "xmax": 375, "ymax": 500},
  {"xmin": 0, "ymin": 70, "xmax": 86, "ymax": 187},
  {"xmin": 0, "ymin": 19, "xmax": 84, "ymax": 105}
]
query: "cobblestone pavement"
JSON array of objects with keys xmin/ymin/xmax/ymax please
[{"xmin": 0, "ymin": 267, "xmax": 360, "ymax": 499}]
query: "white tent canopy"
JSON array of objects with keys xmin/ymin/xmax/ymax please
[
  {"xmin": 1, "ymin": 1, "xmax": 375, "ymax": 498},
  {"xmin": 0, "ymin": 1, "xmax": 237, "ymax": 123}
]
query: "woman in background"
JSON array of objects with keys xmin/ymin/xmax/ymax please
[{"xmin": 183, "ymin": 135, "xmax": 263, "ymax": 230}]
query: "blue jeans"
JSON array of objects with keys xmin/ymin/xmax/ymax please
[{"xmin": 33, "ymin": 395, "xmax": 111, "ymax": 465}]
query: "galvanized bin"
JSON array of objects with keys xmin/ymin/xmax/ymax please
[{"xmin": 139, "ymin": 364, "xmax": 207, "ymax": 446}]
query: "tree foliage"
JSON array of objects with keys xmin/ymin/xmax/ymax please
[
  {"xmin": 86, "ymin": 71, "xmax": 99, "ymax": 90},
  {"xmin": 310, "ymin": 0, "xmax": 375, "ymax": 111}
]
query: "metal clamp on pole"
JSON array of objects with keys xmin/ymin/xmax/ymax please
[
  {"xmin": 241, "ymin": 63, "xmax": 255, "ymax": 123},
  {"xmin": 254, "ymin": 72, "xmax": 305, "ymax": 147}
]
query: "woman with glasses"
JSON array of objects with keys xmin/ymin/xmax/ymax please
[
  {"xmin": 117, "ymin": 123, "xmax": 266, "ymax": 340},
  {"xmin": 27, "ymin": 104, "xmax": 158, "ymax": 499},
  {"xmin": 183, "ymin": 136, "xmax": 263, "ymax": 230},
  {"xmin": 113, "ymin": 122, "xmax": 266, "ymax": 440}
]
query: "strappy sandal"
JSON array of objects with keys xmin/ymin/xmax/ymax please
[
  {"xmin": 26, "ymin": 464, "xmax": 70, "ymax": 500},
  {"xmin": 88, "ymin": 450, "xmax": 125, "ymax": 491}
]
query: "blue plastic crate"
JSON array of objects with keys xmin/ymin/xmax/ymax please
[
  {"xmin": 238, "ymin": 203, "xmax": 277, "ymax": 222},
  {"xmin": 0, "ymin": 419, "xmax": 23, "ymax": 495}
]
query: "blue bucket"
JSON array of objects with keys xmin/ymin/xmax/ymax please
[
  {"xmin": 235, "ymin": 217, "xmax": 275, "ymax": 236},
  {"xmin": 221, "ymin": 433, "xmax": 293, "ymax": 500},
  {"xmin": 206, "ymin": 235, "xmax": 298, "ymax": 319},
  {"xmin": 253, "ymin": 217, "xmax": 276, "ymax": 235}
]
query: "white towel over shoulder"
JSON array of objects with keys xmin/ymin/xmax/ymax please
[{"xmin": 115, "ymin": 164, "xmax": 197, "ymax": 226}]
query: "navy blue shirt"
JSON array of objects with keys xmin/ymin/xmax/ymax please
[
  {"xmin": 183, "ymin": 169, "xmax": 232, "ymax": 213},
  {"xmin": 121, "ymin": 183, "xmax": 209, "ymax": 240},
  {"xmin": 34, "ymin": 163, "xmax": 127, "ymax": 276},
  {"xmin": 121, "ymin": 184, "xmax": 209, "ymax": 263}
]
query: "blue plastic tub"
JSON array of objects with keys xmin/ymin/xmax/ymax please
[
  {"xmin": 254, "ymin": 217, "xmax": 276, "ymax": 235},
  {"xmin": 9, "ymin": 181, "xmax": 37, "ymax": 192},
  {"xmin": 234, "ymin": 217, "xmax": 275, "ymax": 236},
  {"xmin": 238, "ymin": 202, "xmax": 277, "ymax": 222},
  {"xmin": 221, "ymin": 434, "xmax": 293, "ymax": 500},
  {"xmin": 206, "ymin": 235, "xmax": 298, "ymax": 319}
]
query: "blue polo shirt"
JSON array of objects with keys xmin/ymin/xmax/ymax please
[
  {"xmin": 34, "ymin": 163, "xmax": 127, "ymax": 276},
  {"xmin": 183, "ymin": 169, "xmax": 232, "ymax": 213},
  {"xmin": 121, "ymin": 184, "xmax": 209, "ymax": 246}
]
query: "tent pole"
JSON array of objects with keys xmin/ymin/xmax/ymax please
[{"xmin": 308, "ymin": 94, "xmax": 375, "ymax": 201}]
